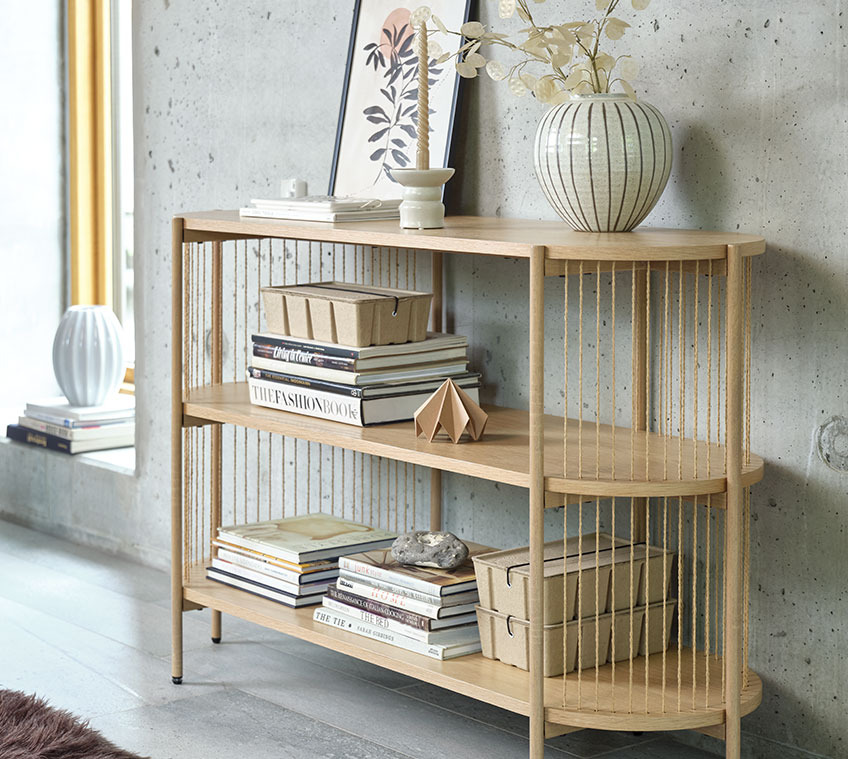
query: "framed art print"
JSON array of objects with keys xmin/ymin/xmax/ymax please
[{"xmin": 329, "ymin": 0, "xmax": 472, "ymax": 199}]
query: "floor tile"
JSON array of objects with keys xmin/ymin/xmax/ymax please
[
  {"xmin": 396, "ymin": 682, "xmax": 657, "ymax": 757},
  {"xmin": 89, "ymin": 689, "xmax": 414, "ymax": 759}
]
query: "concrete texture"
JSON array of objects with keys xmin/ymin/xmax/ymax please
[
  {"xmin": 0, "ymin": 0, "xmax": 65, "ymax": 426},
  {"xmin": 1, "ymin": 1, "xmax": 846, "ymax": 757}
]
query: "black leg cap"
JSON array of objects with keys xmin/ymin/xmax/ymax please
[
  {"xmin": 171, "ymin": 676, "xmax": 183, "ymax": 685},
  {"xmin": 211, "ymin": 636, "xmax": 221, "ymax": 644}
]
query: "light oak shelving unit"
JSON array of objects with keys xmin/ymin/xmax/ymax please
[{"xmin": 171, "ymin": 212, "xmax": 765, "ymax": 759}]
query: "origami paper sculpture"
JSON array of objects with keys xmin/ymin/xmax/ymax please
[{"xmin": 413, "ymin": 378, "xmax": 488, "ymax": 443}]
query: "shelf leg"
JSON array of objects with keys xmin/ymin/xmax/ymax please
[
  {"xmin": 528, "ymin": 246, "xmax": 546, "ymax": 759},
  {"xmin": 725, "ymin": 244, "xmax": 744, "ymax": 759},
  {"xmin": 210, "ymin": 240, "xmax": 223, "ymax": 644},
  {"xmin": 171, "ymin": 217, "xmax": 185, "ymax": 683},
  {"xmin": 429, "ymin": 251, "xmax": 444, "ymax": 534}
]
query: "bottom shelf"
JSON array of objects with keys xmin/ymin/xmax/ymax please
[{"xmin": 183, "ymin": 566, "xmax": 761, "ymax": 732}]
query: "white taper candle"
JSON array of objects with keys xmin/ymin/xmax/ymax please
[{"xmin": 416, "ymin": 22, "xmax": 429, "ymax": 171}]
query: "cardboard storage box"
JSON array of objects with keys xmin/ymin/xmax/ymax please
[
  {"xmin": 606, "ymin": 606, "xmax": 648, "ymax": 662},
  {"xmin": 634, "ymin": 545, "xmax": 676, "ymax": 606},
  {"xmin": 476, "ymin": 606, "xmax": 613, "ymax": 677},
  {"xmin": 473, "ymin": 533, "xmax": 647, "ymax": 625},
  {"xmin": 639, "ymin": 600, "xmax": 678, "ymax": 655},
  {"xmin": 261, "ymin": 281, "xmax": 432, "ymax": 347}
]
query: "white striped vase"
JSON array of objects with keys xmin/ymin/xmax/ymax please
[
  {"xmin": 534, "ymin": 94, "xmax": 672, "ymax": 232},
  {"xmin": 52, "ymin": 305, "xmax": 124, "ymax": 407}
]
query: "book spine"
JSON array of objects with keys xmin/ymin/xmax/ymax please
[
  {"xmin": 251, "ymin": 333, "xmax": 358, "ymax": 360},
  {"xmin": 336, "ymin": 570, "xmax": 442, "ymax": 605},
  {"xmin": 247, "ymin": 376, "xmax": 364, "ymax": 426},
  {"xmin": 18, "ymin": 418, "xmax": 75, "ymax": 440},
  {"xmin": 214, "ymin": 549, "xmax": 305, "ymax": 585},
  {"xmin": 247, "ymin": 367, "xmax": 363, "ymax": 398},
  {"xmin": 5, "ymin": 424, "xmax": 72, "ymax": 453},
  {"xmin": 322, "ymin": 597, "xmax": 431, "ymax": 642},
  {"xmin": 327, "ymin": 583, "xmax": 429, "ymax": 630},
  {"xmin": 338, "ymin": 556, "xmax": 442, "ymax": 596},
  {"xmin": 252, "ymin": 343, "xmax": 356, "ymax": 371},
  {"xmin": 312, "ymin": 608, "xmax": 449, "ymax": 660},
  {"xmin": 336, "ymin": 576, "xmax": 441, "ymax": 618}
]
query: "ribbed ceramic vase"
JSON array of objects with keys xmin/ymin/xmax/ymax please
[
  {"xmin": 534, "ymin": 93, "xmax": 672, "ymax": 232},
  {"xmin": 52, "ymin": 305, "xmax": 124, "ymax": 407}
]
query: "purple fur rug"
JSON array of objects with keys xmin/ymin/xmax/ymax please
[{"xmin": 0, "ymin": 690, "xmax": 147, "ymax": 759}]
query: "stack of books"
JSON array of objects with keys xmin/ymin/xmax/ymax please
[
  {"xmin": 208, "ymin": 513, "xmax": 396, "ymax": 608},
  {"xmin": 5, "ymin": 395, "xmax": 135, "ymax": 454},
  {"xmin": 247, "ymin": 331, "xmax": 481, "ymax": 426},
  {"xmin": 313, "ymin": 542, "xmax": 493, "ymax": 660},
  {"xmin": 239, "ymin": 196, "xmax": 401, "ymax": 223}
]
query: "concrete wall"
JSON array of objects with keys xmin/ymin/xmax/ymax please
[
  {"xmin": 0, "ymin": 0, "xmax": 65, "ymax": 423},
  {"xmin": 1, "ymin": 1, "xmax": 846, "ymax": 757}
]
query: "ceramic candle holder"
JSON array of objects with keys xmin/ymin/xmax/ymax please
[{"xmin": 389, "ymin": 168, "xmax": 455, "ymax": 230}]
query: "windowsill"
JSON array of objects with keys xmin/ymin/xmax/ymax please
[{"xmin": 0, "ymin": 437, "xmax": 136, "ymax": 476}]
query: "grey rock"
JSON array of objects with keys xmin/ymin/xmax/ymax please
[{"xmin": 391, "ymin": 531, "xmax": 469, "ymax": 570}]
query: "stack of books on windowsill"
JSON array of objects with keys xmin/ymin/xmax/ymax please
[
  {"xmin": 313, "ymin": 542, "xmax": 494, "ymax": 660},
  {"xmin": 239, "ymin": 196, "xmax": 401, "ymax": 223},
  {"xmin": 208, "ymin": 513, "xmax": 396, "ymax": 608},
  {"xmin": 5, "ymin": 395, "xmax": 135, "ymax": 455},
  {"xmin": 246, "ymin": 332, "xmax": 481, "ymax": 426}
]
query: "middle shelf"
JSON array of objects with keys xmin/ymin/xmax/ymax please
[{"xmin": 184, "ymin": 383, "xmax": 764, "ymax": 498}]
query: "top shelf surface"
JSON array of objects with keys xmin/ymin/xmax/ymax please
[{"xmin": 177, "ymin": 212, "xmax": 766, "ymax": 262}]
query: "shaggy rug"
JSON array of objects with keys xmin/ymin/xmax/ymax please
[{"xmin": 0, "ymin": 690, "xmax": 147, "ymax": 759}]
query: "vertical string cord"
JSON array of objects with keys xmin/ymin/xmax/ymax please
[
  {"xmin": 677, "ymin": 495, "xmax": 684, "ymax": 711},
  {"xmin": 693, "ymin": 262, "xmax": 700, "ymax": 478},
  {"xmin": 595, "ymin": 263, "xmax": 601, "ymax": 481},
  {"xmin": 611, "ymin": 263, "xmax": 616, "ymax": 479},
  {"xmin": 663, "ymin": 262, "xmax": 670, "ymax": 478},
  {"xmin": 610, "ymin": 495, "xmax": 616, "ymax": 711},
  {"xmin": 628, "ymin": 496, "xmax": 634, "ymax": 713},
  {"xmin": 717, "ymin": 277, "xmax": 723, "ymax": 448},
  {"xmin": 564, "ymin": 262, "xmax": 569, "ymax": 477},
  {"xmin": 562, "ymin": 498, "xmax": 568, "ymax": 707},
  {"xmin": 678, "ymin": 263, "xmax": 685, "ymax": 481},
  {"xmin": 594, "ymin": 498, "xmax": 600, "ymax": 710},
  {"xmin": 267, "ymin": 241, "xmax": 273, "ymax": 520},
  {"xmin": 281, "ymin": 240, "xmax": 289, "ymax": 517},
  {"xmin": 644, "ymin": 263, "xmax": 651, "ymax": 481},
  {"xmin": 720, "ymin": 508, "xmax": 725, "ymax": 693},
  {"xmin": 182, "ymin": 243, "xmax": 190, "ymax": 579},
  {"xmin": 233, "ymin": 239, "xmax": 239, "ymax": 524},
  {"xmin": 644, "ymin": 493, "xmax": 650, "ymax": 713},
  {"xmin": 743, "ymin": 487, "xmax": 751, "ymax": 687},
  {"xmin": 705, "ymin": 493, "xmax": 712, "ymax": 705},
  {"xmin": 661, "ymin": 495, "xmax": 669, "ymax": 712},
  {"xmin": 256, "ymin": 240, "xmax": 262, "ymax": 521},
  {"xmin": 707, "ymin": 262, "xmax": 713, "ymax": 477},
  {"xmin": 691, "ymin": 499, "xmax": 699, "ymax": 709},
  {"xmin": 579, "ymin": 262, "xmax": 584, "ymax": 478},
  {"xmin": 577, "ymin": 503, "xmax": 583, "ymax": 709},
  {"xmin": 243, "ymin": 239, "xmax": 248, "ymax": 523},
  {"xmin": 630, "ymin": 264, "xmax": 636, "ymax": 481}
]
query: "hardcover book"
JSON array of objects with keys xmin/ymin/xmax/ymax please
[
  {"xmin": 247, "ymin": 376, "xmax": 480, "ymax": 427},
  {"xmin": 206, "ymin": 567, "xmax": 324, "ymax": 608},
  {"xmin": 217, "ymin": 513, "xmax": 396, "ymax": 563},
  {"xmin": 252, "ymin": 331, "xmax": 466, "ymax": 361},
  {"xmin": 17, "ymin": 416, "xmax": 135, "ymax": 442},
  {"xmin": 212, "ymin": 541, "xmax": 337, "ymax": 573},
  {"xmin": 313, "ymin": 608, "xmax": 482, "ymax": 660},
  {"xmin": 24, "ymin": 395, "xmax": 135, "ymax": 424},
  {"xmin": 5, "ymin": 424, "xmax": 134, "ymax": 454},
  {"xmin": 336, "ymin": 576, "xmax": 477, "ymax": 619},
  {"xmin": 210, "ymin": 558, "xmax": 335, "ymax": 595},
  {"xmin": 339, "ymin": 541, "xmax": 494, "ymax": 596},
  {"xmin": 249, "ymin": 356, "xmax": 469, "ymax": 386}
]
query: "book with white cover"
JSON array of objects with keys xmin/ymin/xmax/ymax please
[
  {"xmin": 313, "ymin": 607, "xmax": 482, "ymax": 660},
  {"xmin": 210, "ymin": 558, "xmax": 333, "ymax": 596},
  {"xmin": 239, "ymin": 207, "xmax": 399, "ymax": 222},
  {"xmin": 336, "ymin": 576, "xmax": 477, "ymax": 619},
  {"xmin": 247, "ymin": 375, "xmax": 480, "ymax": 427},
  {"xmin": 25, "ymin": 395, "xmax": 135, "ymax": 424},
  {"xmin": 249, "ymin": 356, "xmax": 469, "ymax": 386},
  {"xmin": 206, "ymin": 567, "xmax": 323, "ymax": 608},
  {"xmin": 215, "ymin": 548, "xmax": 338, "ymax": 584},
  {"xmin": 252, "ymin": 331, "xmax": 466, "ymax": 361},
  {"xmin": 249, "ymin": 196, "xmax": 401, "ymax": 212},
  {"xmin": 337, "ymin": 569, "xmax": 478, "ymax": 606},
  {"xmin": 18, "ymin": 416, "xmax": 135, "ymax": 442},
  {"xmin": 321, "ymin": 597, "xmax": 480, "ymax": 646}
]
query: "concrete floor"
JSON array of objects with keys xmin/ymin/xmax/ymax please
[{"xmin": 0, "ymin": 519, "xmax": 722, "ymax": 759}]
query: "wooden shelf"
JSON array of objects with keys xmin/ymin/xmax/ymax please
[
  {"xmin": 178, "ymin": 212, "xmax": 766, "ymax": 262},
  {"xmin": 184, "ymin": 383, "xmax": 764, "ymax": 499},
  {"xmin": 185, "ymin": 566, "xmax": 761, "ymax": 731}
]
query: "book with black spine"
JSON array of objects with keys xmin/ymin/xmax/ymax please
[
  {"xmin": 249, "ymin": 356, "xmax": 469, "ymax": 386},
  {"xmin": 313, "ymin": 607, "xmax": 482, "ymax": 660},
  {"xmin": 252, "ymin": 331, "xmax": 467, "ymax": 362},
  {"xmin": 17, "ymin": 416, "xmax": 135, "ymax": 442},
  {"xmin": 5, "ymin": 424, "xmax": 133, "ymax": 454},
  {"xmin": 336, "ymin": 576, "xmax": 477, "ymax": 619},
  {"xmin": 247, "ymin": 375, "xmax": 480, "ymax": 426},
  {"xmin": 327, "ymin": 582, "xmax": 477, "ymax": 630},
  {"xmin": 322, "ymin": 596, "xmax": 479, "ymax": 645},
  {"xmin": 211, "ymin": 556, "xmax": 336, "ymax": 592},
  {"xmin": 247, "ymin": 366, "xmax": 480, "ymax": 400},
  {"xmin": 206, "ymin": 566, "xmax": 325, "ymax": 607}
]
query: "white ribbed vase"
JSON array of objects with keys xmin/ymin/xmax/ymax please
[
  {"xmin": 534, "ymin": 94, "xmax": 672, "ymax": 232},
  {"xmin": 52, "ymin": 306, "xmax": 124, "ymax": 407}
]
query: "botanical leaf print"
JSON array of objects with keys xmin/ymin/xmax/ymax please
[{"xmin": 361, "ymin": 14, "xmax": 442, "ymax": 185}]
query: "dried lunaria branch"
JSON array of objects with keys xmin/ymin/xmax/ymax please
[{"xmin": 412, "ymin": 0, "xmax": 649, "ymax": 104}]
